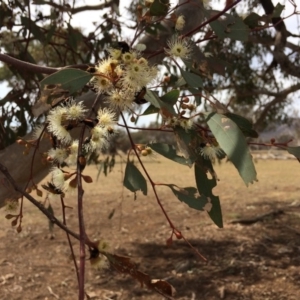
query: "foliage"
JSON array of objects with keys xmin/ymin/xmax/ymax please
[{"xmin": 0, "ymin": 0, "xmax": 299, "ymax": 299}]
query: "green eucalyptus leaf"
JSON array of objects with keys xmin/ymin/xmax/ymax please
[
  {"xmin": 175, "ymin": 76, "xmax": 186, "ymax": 87},
  {"xmin": 67, "ymin": 24, "xmax": 83, "ymax": 50},
  {"xmin": 207, "ymin": 196, "xmax": 223, "ymax": 228},
  {"xmin": 195, "ymin": 163, "xmax": 223, "ymax": 227},
  {"xmin": 40, "ymin": 69, "xmax": 93, "ymax": 95},
  {"xmin": 142, "ymin": 104, "xmax": 159, "ymax": 115},
  {"xmin": 45, "ymin": 25, "xmax": 56, "ymax": 44},
  {"xmin": 21, "ymin": 16, "xmax": 45, "ymax": 43},
  {"xmin": 195, "ymin": 163, "xmax": 217, "ymax": 195},
  {"xmin": 150, "ymin": 0, "xmax": 169, "ymax": 17},
  {"xmin": 123, "ymin": 161, "xmax": 147, "ymax": 196},
  {"xmin": 189, "ymin": 87, "xmax": 201, "ymax": 106},
  {"xmin": 145, "ymin": 89, "xmax": 161, "ymax": 108},
  {"xmin": 273, "ymin": 3, "xmax": 285, "ymax": 18},
  {"xmin": 287, "ymin": 146, "xmax": 300, "ymax": 159},
  {"xmin": 209, "ymin": 14, "xmax": 249, "ymax": 41},
  {"xmin": 206, "ymin": 112, "xmax": 257, "ymax": 186},
  {"xmin": 244, "ymin": 12, "xmax": 261, "ymax": 29},
  {"xmin": 145, "ymin": 89, "xmax": 176, "ymax": 115},
  {"xmin": 149, "ymin": 143, "xmax": 191, "ymax": 166},
  {"xmin": 168, "ymin": 185, "xmax": 208, "ymax": 210},
  {"xmin": 225, "ymin": 112, "xmax": 258, "ymax": 138},
  {"xmin": 181, "ymin": 70, "xmax": 203, "ymax": 88},
  {"xmin": 173, "ymin": 126, "xmax": 197, "ymax": 165},
  {"xmin": 160, "ymin": 89, "xmax": 180, "ymax": 106}
]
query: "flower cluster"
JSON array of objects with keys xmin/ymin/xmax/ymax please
[
  {"xmin": 164, "ymin": 116, "xmax": 194, "ymax": 131},
  {"xmin": 90, "ymin": 47, "xmax": 158, "ymax": 111},
  {"xmin": 46, "ymin": 101, "xmax": 117, "ymax": 166},
  {"xmin": 47, "ymin": 100, "xmax": 87, "ymax": 145}
]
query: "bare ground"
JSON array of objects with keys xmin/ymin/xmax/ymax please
[{"xmin": 1, "ymin": 158, "xmax": 300, "ymax": 300}]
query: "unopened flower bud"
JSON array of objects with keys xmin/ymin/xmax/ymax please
[
  {"xmin": 17, "ymin": 139, "xmax": 26, "ymax": 145},
  {"xmin": 180, "ymin": 103, "xmax": 188, "ymax": 109},
  {"xmin": 174, "ymin": 230, "xmax": 182, "ymax": 239},
  {"xmin": 141, "ymin": 150, "xmax": 148, "ymax": 156},
  {"xmin": 163, "ymin": 76, "xmax": 171, "ymax": 83}
]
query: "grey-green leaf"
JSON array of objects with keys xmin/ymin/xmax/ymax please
[
  {"xmin": 181, "ymin": 70, "xmax": 203, "ymax": 88},
  {"xmin": 123, "ymin": 161, "xmax": 147, "ymax": 196},
  {"xmin": 206, "ymin": 112, "xmax": 257, "ymax": 186},
  {"xmin": 168, "ymin": 185, "xmax": 207, "ymax": 210},
  {"xmin": 149, "ymin": 143, "xmax": 191, "ymax": 166},
  {"xmin": 207, "ymin": 196, "xmax": 223, "ymax": 228},
  {"xmin": 287, "ymin": 146, "xmax": 300, "ymax": 159},
  {"xmin": 244, "ymin": 12, "xmax": 261, "ymax": 29},
  {"xmin": 142, "ymin": 104, "xmax": 160, "ymax": 115},
  {"xmin": 273, "ymin": 3, "xmax": 285, "ymax": 18},
  {"xmin": 194, "ymin": 163, "xmax": 223, "ymax": 227},
  {"xmin": 150, "ymin": 0, "xmax": 169, "ymax": 16},
  {"xmin": 40, "ymin": 69, "xmax": 93, "ymax": 94},
  {"xmin": 160, "ymin": 89, "xmax": 180, "ymax": 106},
  {"xmin": 225, "ymin": 112, "xmax": 258, "ymax": 138},
  {"xmin": 145, "ymin": 89, "xmax": 176, "ymax": 115},
  {"xmin": 209, "ymin": 14, "xmax": 249, "ymax": 41}
]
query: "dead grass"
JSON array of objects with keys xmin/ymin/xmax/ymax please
[{"xmin": 0, "ymin": 158, "xmax": 300, "ymax": 299}]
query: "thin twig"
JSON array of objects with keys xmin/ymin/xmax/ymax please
[
  {"xmin": 60, "ymin": 196, "xmax": 80, "ymax": 286},
  {"xmin": 0, "ymin": 162, "xmax": 82, "ymax": 241},
  {"xmin": 0, "ymin": 53, "xmax": 89, "ymax": 75},
  {"xmin": 120, "ymin": 113, "xmax": 206, "ymax": 261}
]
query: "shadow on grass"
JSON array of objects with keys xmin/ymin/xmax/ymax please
[{"xmin": 98, "ymin": 210, "xmax": 300, "ymax": 299}]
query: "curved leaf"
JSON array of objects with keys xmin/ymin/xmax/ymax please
[
  {"xmin": 287, "ymin": 146, "xmax": 300, "ymax": 160},
  {"xmin": 225, "ymin": 112, "xmax": 258, "ymax": 138},
  {"xmin": 168, "ymin": 185, "xmax": 207, "ymax": 210},
  {"xmin": 123, "ymin": 161, "xmax": 147, "ymax": 196},
  {"xmin": 195, "ymin": 163, "xmax": 223, "ymax": 228},
  {"xmin": 209, "ymin": 14, "xmax": 249, "ymax": 41},
  {"xmin": 40, "ymin": 69, "xmax": 93, "ymax": 94},
  {"xmin": 145, "ymin": 89, "xmax": 176, "ymax": 115},
  {"xmin": 149, "ymin": 143, "xmax": 191, "ymax": 166},
  {"xmin": 206, "ymin": 112, "xmax": 257, "ymax": 186},
  {"xmin": 142, "ymin": 104, "xmax": 159, "ymax": 115},
  {"xmin": 150, "ymin": 0, "xmax": 169, "ymax": 17},
  {"xmin": 160, "ymin": 89, "xmax": 180, "ymax": 106},
  {"xmin": 181, "ymin": 70, "xmax": 203, "ymax": 88}
]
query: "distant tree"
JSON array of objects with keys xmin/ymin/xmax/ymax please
[{"xmin": 0, "ymin": 0, "xmax": 300, "ymax": 298}]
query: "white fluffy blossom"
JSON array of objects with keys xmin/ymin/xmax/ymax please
[
  {"xmin": 47, "ymin": 106, "xmax": 72, "ymax": 144},
  {"xmin": 165, "ymin": 36, "xmax": 192, "ymax": 59},
  {"xmin": 48, "ymin": 147, "xmax": 68, "ymax": 164}
]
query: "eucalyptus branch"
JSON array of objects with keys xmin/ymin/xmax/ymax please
[
  {"xmin": 120, "ymin": 112, "xmax": 175, "ymax": 227},
  {"xmin": 60, "ymin": 196, "xmax": 80, "ymax": 287},
  {"xmin": 184, "ymin": 0, "xmax": 242, "ymax": 37},
  {"xmin": 0, "ymin": 162, "xmax": 80, "ymax": 240},
  {"xmin": 0, "ymin": 53, "xmax": 89, "ymax": 75},
  {"xmin": 255, "ymin": 82, "xmax": 300, "ymax": 129},
  {"xmin": 120, "ymin": 112, "xmax": 206, "ymax": 261},
  {"xmin": 38, "ymin": 0, "xmax": 115, "ymax": 15}
]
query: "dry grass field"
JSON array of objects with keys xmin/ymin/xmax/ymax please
[{"xmin": 1, "ymin": 157, "xmax": 300, "ymax": 300}]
